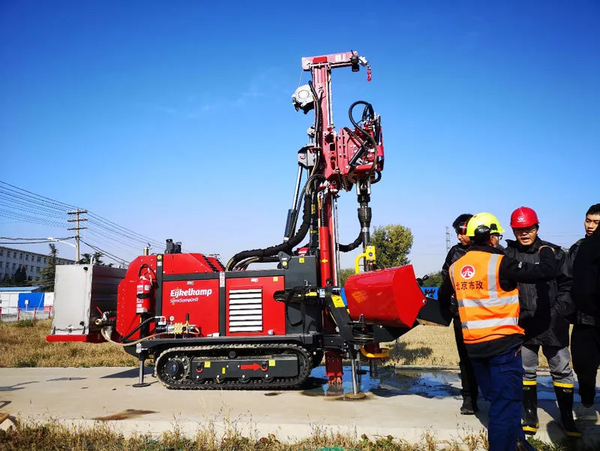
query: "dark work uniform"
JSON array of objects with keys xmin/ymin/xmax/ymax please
[
  {"xmin": 570, "ymin": 228, "xmax": 600, "ymax": 406},
  {"xmin": 504, "ymin": 238, "xmax": 573, "ymax": 383},
  {"xmin": 441, "ymin": 243, "xmax": 478, "ymax": 404}
]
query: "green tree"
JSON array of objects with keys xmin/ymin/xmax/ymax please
[
  {"xmin": 40, "ymin": 243, "xmax": 58, "ymax": 292},
  {"xmin": 78, "ymin": 251, "xmax": 106, "ymax": 265},
  {"xmin": 369, "ymin": 224, "xmax": 414, "ymax": 269},
  {"xmin": 338, "ymin": 268, "xmax": 355, "ymax": 287},
  {"xmin": 1, "ymin": 273, "xmax": 13, "ymax": 286},
  {"xmin": 13, "ymin": 266, "xmax": 27, "ymax": 285},
  {"xmin": 421, "ymin": 270, "xmax": 443, "ymax": 287}
]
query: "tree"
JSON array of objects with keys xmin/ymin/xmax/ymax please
[
  {"xmin": 78, "ymin": 251, "xmax": 106, "ymax": 265},
  {"xmin": 338, "ymin": 268, "xmax": 355, "ymax": 287},
  {"xmin": 421, "ymin": 271, "xmax": 443, "ymax": 287},
  {"xmin": 13, "ymin": 266, "xmax": 27, "ymax": 285},
  {"xmin": 369, "ymin": 224, "xmax": 414, "ymax": 269},
  {"xmin": 40, "ymin": 243, "xmax": 58, "ymax": 292},
  {"xmin": 1, "ymin": 274, "xmax": 12, "ymax": 287}
]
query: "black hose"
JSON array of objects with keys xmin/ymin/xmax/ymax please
[
  {"xmin": 121, "ymin": 316, "xmax": 156, "ymax": 342},
  {"xmin": 226, "ymin": 190, "xmax": 315, "ymax": 271},
  {"xmin": 348, "ymin": 101, "xmax": 379, "ymax": 173},
  {"xmin": 339, "ymin": 231, "xmax": 362, "ymax": 253},
  {"xmin": 309, "ymin": 80, "xmax": 321, "ymax": 138}
]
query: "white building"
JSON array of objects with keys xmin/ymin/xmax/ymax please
[{"xmin": 0, "ymin": 246, "xmax": 74, "ymax": 283}]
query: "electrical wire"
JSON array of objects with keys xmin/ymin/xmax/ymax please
[
  {"xmin": 80, "ymin": 239, "xmax": 130, "ymax": 265},
  {"xmin": 0, "ymin": 180, "xmax": 164, "ymax": 256}
]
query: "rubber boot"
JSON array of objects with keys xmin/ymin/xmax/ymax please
[
  {"xmin": 554, "ymin": 383, "xmax": 582, "ymax": 438},
  {"xmin": 522, "ymin": 381, "xmax": 539, "ymax": 435},
  {"xmin": 460, "ymin": 395, "xmax": 478, "ymax": 415}
]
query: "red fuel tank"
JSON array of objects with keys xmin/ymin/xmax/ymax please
[{"xmin": 344, "ymin": 265, "xmax": 426, "ymax": 328}]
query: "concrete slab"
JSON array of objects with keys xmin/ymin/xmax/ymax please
[{"xmin": 1, "ymin": 366, "xmax": 599, "ymax": 447}]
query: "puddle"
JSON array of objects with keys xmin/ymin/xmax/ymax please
[
  {"xmin": 301, "ymin": 366, "xmax": 382, "ymax": 401},
  {"xmin": 302, "ymin": 366, "xmax": 587, "ymax": 403},
  {"xmin": 302, "ymin": 366, "xmax": 462, "ymax": 400},
  {"xmin": 374, "ymin": 369, "xmax": 462, "ymax": 399},
  {"xmin": 93, "ymin": 409, "xmax": 157, "ymax": 421},
  {"xmin": 47, "ymin": 377, "xmax": 87, "ymax": 382}
]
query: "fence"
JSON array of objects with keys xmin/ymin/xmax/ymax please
[{"xmin": 0, "ymin": 305, "xmax": 53, "ymax": 323}]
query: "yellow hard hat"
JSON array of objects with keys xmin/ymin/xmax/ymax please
[{"xmin": 466, "ymin": 212, "xmax": 505, "ymax": 238}]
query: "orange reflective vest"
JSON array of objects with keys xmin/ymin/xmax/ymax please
[{"xmin": 450, "ymin": 251, "xmax": 524, "ymax": 345}]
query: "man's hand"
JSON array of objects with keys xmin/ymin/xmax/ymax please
[{"xmin": 538, "ymin": 245, "xmax": 556, "ymax": 255}]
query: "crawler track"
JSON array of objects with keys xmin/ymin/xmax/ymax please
[{"xmin": 155, "ymin": 342, "xmax": 312, "ymax": 390}]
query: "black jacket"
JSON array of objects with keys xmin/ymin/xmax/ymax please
[
  {"xmin": 504, "ymin": 237, "xmax": 571, "ymax": 347},
  {"xmin": 571, "ymin": 227, "xmax": 600, "ymax": 325},
  {"xmin": 439, "ymin": 244, "xmax": 560, "ymax": 359},
  {"xmin": 440, "ymin": 243, "xmax": 469, "ymax": 313}
]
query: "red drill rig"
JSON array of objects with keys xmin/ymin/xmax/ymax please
[{"xmin": 47, "ymin": 51, "xmax": 450, "ymax": 393}]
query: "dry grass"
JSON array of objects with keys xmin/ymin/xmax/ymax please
[
  {"xmin": 384, "ymin": 324, "xmax": 550, "ymax": 369},
  {"xmin": 0, "ymin": 421, "xmax": 499, "ymax": 451},
  {"xmin": 0, "ymin": 319, "xmax": 550, "ymax": 369},
  {"xmin": 0, "ymin": 319, "xmax": 137, "ymax": 368},
  {"xmin": 0, "ymin": 421, "xmax": 574, "ymax": 451}
]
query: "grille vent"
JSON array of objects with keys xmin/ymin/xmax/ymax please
[{"xmin": 228, "ymin": 288, "xmax": 263, "ymax": 332}]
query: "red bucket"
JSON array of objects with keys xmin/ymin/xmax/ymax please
[{"xmin": 344, "ymin": 265, "xmax": 426, "ymax": 328}]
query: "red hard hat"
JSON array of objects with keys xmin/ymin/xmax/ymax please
[{"xmin": 510, "ymin": 206, "xmax": 539, "ymax": 228}]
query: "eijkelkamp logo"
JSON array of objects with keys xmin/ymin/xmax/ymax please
[
  {"xmin": 460, "ymin": 265, "xmax": 475, "ymax": 280},
  {"xmin": 169, "ymin": 288, "xmax": 213, "ymax": 304}
]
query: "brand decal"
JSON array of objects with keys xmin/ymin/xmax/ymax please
[
  {"xmin": 460, "ymin": 265, "xmax": 475, "ymax": 280},
  {"xmin": 517, "ymin": 215, "xmax": 525, "ymax": 223},
  {"xmin": 169, "ymin": 287, "xmax": 213, "ymax": 304}
]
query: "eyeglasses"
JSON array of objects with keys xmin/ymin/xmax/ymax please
[
  {"xmin": 514, "ymin": 227, "xmax": 537, "ymax": 235},
  {"xmin": 491, "ymin": 234, "xmax": 503, "ymax": 240}
]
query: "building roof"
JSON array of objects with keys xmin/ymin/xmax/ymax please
[{"xmin": 0, "ymin": 286, "xmax": 42, "ymax": 292}]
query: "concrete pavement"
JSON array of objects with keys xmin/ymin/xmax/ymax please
[{"xmin": 1, "ymin": 366, "xmax": 599, "ymax": 447}]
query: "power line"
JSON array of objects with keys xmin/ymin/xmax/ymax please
[
  {"xmin": 0, "ymin": 241, "xmax": 63, "ymax": 245},
  {"xmin": 0, "ymin": 236, "xmax": 75, "ymax": 241},
  {"xmin": 81, "ymin": 239, "xmax": 129, "ymax": 266},
  {"xmin": 0, "ymin": 179, "xmax": 164, "ymax": 255}
]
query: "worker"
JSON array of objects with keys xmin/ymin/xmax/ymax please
[
  {"xmin": 504, "ymin": 207, "xmax": 579, "ymax": 437},
  {"xmin": 569, "ymin": 203, "xmax": 600, "ymax": 422},
  {"xmin": 440, "ymin": 212, "xmax": 560, "ymax": 451},
  {"xmin": 441, "ymin": 213, "xmax": 479, "ymax": 415}
]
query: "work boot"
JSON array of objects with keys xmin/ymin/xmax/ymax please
[
  {"xmin": 575, "ymin": 403, "xmax": 597, "ymax": 422},
  {"xmin": 522, "ymin": 381, "xmax": 539, "ymax": 435},
  {"xmin": 554, "ymin": 383, "xmax": 582, "ymax": 438},
  {"xmin": 460, "ymin": 395, "xmax": 478, "ymax": 415}
]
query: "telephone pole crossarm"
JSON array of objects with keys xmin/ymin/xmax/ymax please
[{"xmin": 67, "ymin": 209, "xmax": 88, "ymax": 262}]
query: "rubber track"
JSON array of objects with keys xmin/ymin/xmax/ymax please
[{"xmin": 154, "ymin": 343, "xmax": 312, "ymax": 390}]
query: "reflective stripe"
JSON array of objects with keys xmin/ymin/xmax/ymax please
[
  {"xmin": 523, "ymin": 381, "xmax": 537, "ymax": 386},
  {"xmin": 487, "ymin": 254, "xmax": 501, "ymax": 293},
  {"xmin": 457, "ymin": 296, "xmax": 519, "ymax": 308},
  {"xmin": 553, "ymin": 381, "xmax": 575, "ymax": 388},
  {"xmin": 462, "ymin": 316, "xmax": 519, "ymax": 330}
]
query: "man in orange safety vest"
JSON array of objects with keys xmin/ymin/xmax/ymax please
[{"xmin": 441, "ymin": 212, "xmax": 560, "ymax": 451}]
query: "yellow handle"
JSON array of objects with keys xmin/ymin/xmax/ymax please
[
  {"xmin": 354, "ymin": 245, "xmax": 377, "ymax": 274},
  {"xmin": 360, "ymin": 346, "xmax": 390, "ymax": 359}
]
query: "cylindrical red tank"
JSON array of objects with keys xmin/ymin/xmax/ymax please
[{"xmin": 344, "ymin": 265, "xmax": 426, "ymax": 328}]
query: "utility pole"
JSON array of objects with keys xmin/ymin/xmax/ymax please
[
  {"xmin": 67, "ymin": 209, "xmax": 88, "ymax": 262},
  {"xmin": 445, "ymin": 226, "xmax": 451, "ymax": 253}
]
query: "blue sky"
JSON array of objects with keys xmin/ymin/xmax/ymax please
[{"xmin": 1, "ymin": 1, "xmax": 599, "ymax": 275}]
